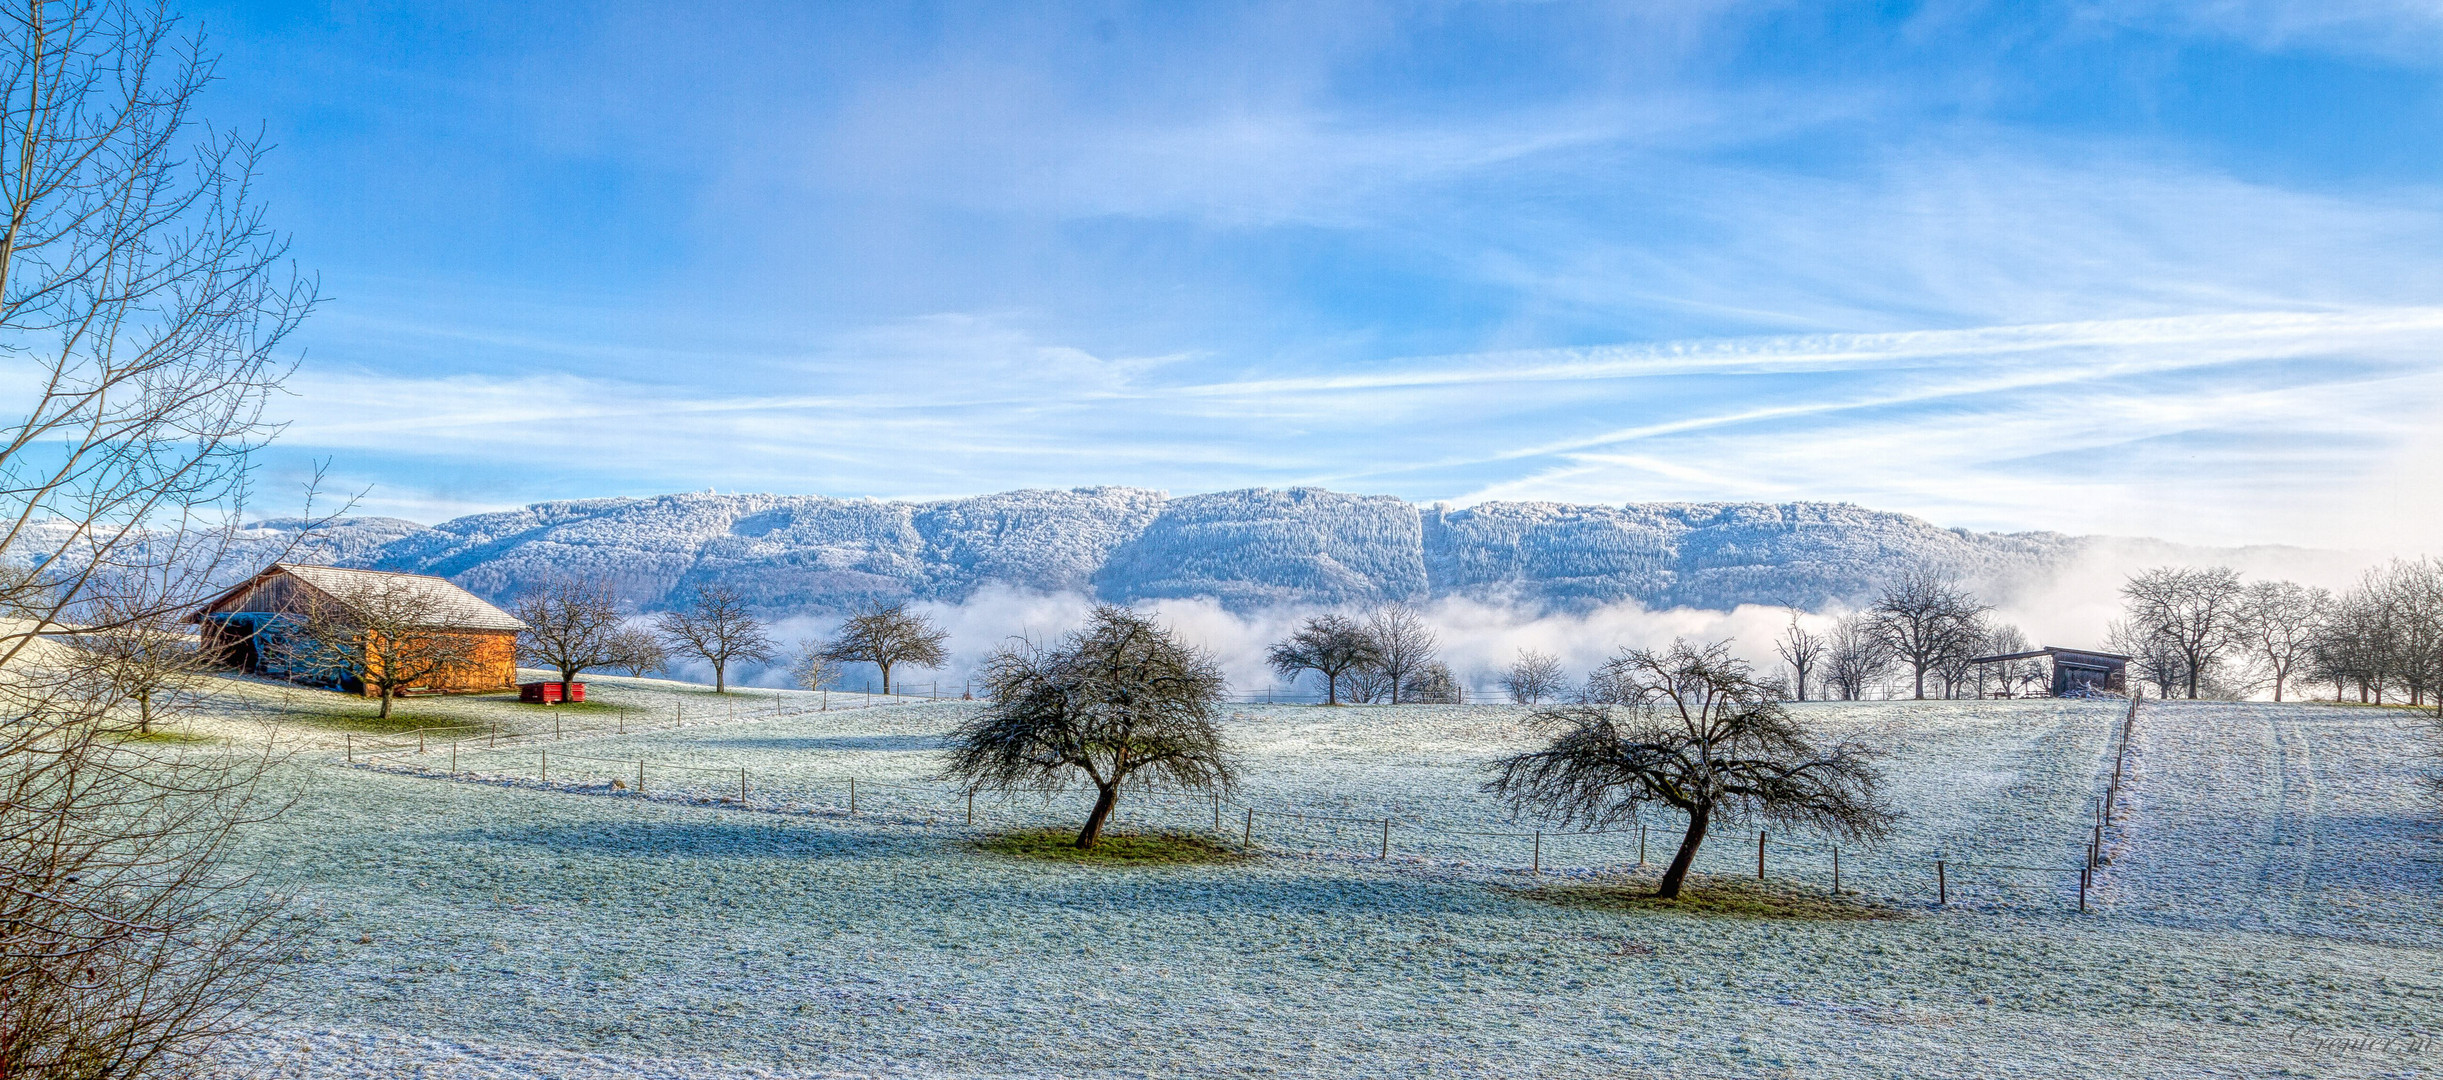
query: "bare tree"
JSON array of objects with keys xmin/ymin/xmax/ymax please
[
  {"xmin": 1773, "ymin": 611, "xmax": 1826, "ymax": 702},
  {"xmin": 789, "ymin": 638, "xmax": 837, "ymax": 691},
  {"xmin": 287, "ymin": 575, "xmax": 483, "ymax": 719},
  {"xmin": 0, "ymin": 3, "xmax": 323, "ymax": 1069},
  {"xmin": 513, "ymin": 576, "xmax": 624, "ymax": 689},
  {"xmin": 1401, "ymin": 660, "xmax": 1463, "ymax": 704},
  {"xmin": 62, "ymin": 595, "xmax": 203, "ymax": 734},
  {"xmin": 2237, "ymin": 580, "xmax": 2333, "ymax": 704},
  {"xmin": 1341, "ymin": 663, "xmax": 1391, "ymax": 704},
  {"xmin": 1868, "ymin": 573, "xmax": 1989, "ymax": 699},
  {"xmin": 944, "ymin": 606, "xmax": 1236, "ymax": 849},
  {"xmin": 604, "ymin": 624, "xmax": 668, "ymax": 678},
  {"xmin": 1362, "ymin": 604, "xmax": 1439, "ymax": 705},
  {"xmin": 2366, "ymin": 560, "xmax": 2443, "ymax": 712},
  {"xmin": 655, "ymin": 585, "xmax": 778, "ymax": 693},
  {"xmin": 819, "ymin": 601, "xmax": 947, "ymax": 695},
  {"xmin": 2120, "ymin": 566, "xmax": 2244, "ymax": 700},
  {"xmin": 1486, "ymin": 641, "xmax": 1895, "ymax": 899},
  {"xmin": 1975, "ymin": 624, "xmax": 2045, "ymax": 698},
  {"xmin": 1266, "ymin": 614, "xmax": 1380, "ymax": 705},
  {"xmin": 2105, "ymin": 618, "xmax": 2188, "ymax": 700},
  {"xmin": 1821, "ymin": 613, "xmax": 1889, "ymax": 701},
  {"xmin": 1502, "ymin": 649, "xmax": 1565, "ymax": 704}
]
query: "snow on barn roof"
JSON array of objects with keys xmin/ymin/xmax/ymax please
[{"xmin": 200, "ymin": 563, "xmax": 527, "ymax": 632}]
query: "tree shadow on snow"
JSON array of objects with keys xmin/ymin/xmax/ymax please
[{"xmin": 446, "ymin": 821, "xmax": 900, "ymax": 860}]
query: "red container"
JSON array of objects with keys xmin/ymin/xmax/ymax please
[{"xmin": 520, "ymin": 681, "xmax": 588, "ymax": 704}]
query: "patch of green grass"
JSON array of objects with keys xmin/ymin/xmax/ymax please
[
  {"xmin": 274, "ymin": 710, "xmax": 493, "ymax": 736},
  {"xmin": 1517, "ymin": 874, "xmax": 1905, "ymax": 921},
  {"xmin": 975, "ymin": 828, "xmax": 1252, "ymax": 866},
  {"xmin": 509, "ymin": 699, "xmax": 621, "ymax": 715},
  {"xmin": 109, "ymin": 727, "xmax": 218, "ymax": 745}
]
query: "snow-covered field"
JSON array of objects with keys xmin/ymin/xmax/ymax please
[{"xmin": 203, "ymin": 695, "xmax": 2443, "ymax": 1079}]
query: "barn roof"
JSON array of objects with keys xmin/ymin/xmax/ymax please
[{"xmin": 195, "ymin": 563, "xmax": 527, "ymax": 632}]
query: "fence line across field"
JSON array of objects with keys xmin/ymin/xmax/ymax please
[{"xmin": 340, "ymin": 694, "xmax": 2145, "ymax": 913}]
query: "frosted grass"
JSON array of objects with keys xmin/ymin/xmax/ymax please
[{"xmin": 212, "ymin": 698, "xmax": 2443, "ymax": 1079}]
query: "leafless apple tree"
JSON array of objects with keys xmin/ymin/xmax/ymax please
[
  {"xmin": 1486, "ymin": 641, "xmax": 1894, "ymax": 899},
  {"xmin": 818, "ymin": 600, "xmax": 945, "ymax": 696}
]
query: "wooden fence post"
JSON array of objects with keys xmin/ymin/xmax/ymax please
[
  {"xmin": 345, "ymin": 734, "xmax": 353, "ymax": 764},
  {"xmin": 450, "ymin": 741, "xmax": 457, "ymax": 776},
  {"xmin": 739, "ymin": 767, "xmax": 748, "ymax": 804},
  {"xmin": 1936, "ymin": 859, "xmax": 1946, "ymax": 905},
  {"xmin": 637, "ymin": 760, "xmax": 644, "ymax": 794},
  {"xmin": 848, "ymin": 778, "xmax": 857, "ymax": 815},
  {"xmin": 1243, "ymin": 807, "xmax": 1253, "ymax": 845},
  {"xmin": 1532, "ymin": 830, "xmax": 1542, "ymax": 874},
  {"xmin": 1757, "ymin": 829, "xmax": 1766, "ymax": 880},
  {"xmin": 967, "ymin": 792, "xmax": 974, "ymax": 827},
  {"xmin": 541, "ymin": 750, "xmax": 548, "ymax": 783},
  {"xmin": 1380, "ymin": 819, "xmax": 1390, "ymax": 859},
  {"xmin": 2079, "ymin": 865, "xmax": 2089, "ymax": 913},
  {"xmin": 1638, "ymin": 825, "xmax": 1646, "ymax": 867},
  {"xmin": 418, "ymin": 730, "xmax": 425, "ymax": 754},
  {"xmin": 1831, "ymin": 845, "xmax": 1840, "ymax": 896}
]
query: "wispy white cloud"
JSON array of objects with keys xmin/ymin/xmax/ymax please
[{"xmin": 271, "ymin": 305, "xmax": 2443, "ymax": 554}]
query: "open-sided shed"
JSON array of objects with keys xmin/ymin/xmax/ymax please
[{"xmin": 1967, "ymin": 645, "xmax": 2130, "ymax": 697}]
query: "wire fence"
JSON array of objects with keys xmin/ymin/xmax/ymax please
[{"xmin": 335, "ymin": 693, "xmax": 2145, "ymax": 913}]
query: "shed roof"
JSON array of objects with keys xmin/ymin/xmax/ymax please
[
  {"xmin": 195, "ymin": 563, "xmax": 527, "ymax": 633},
  {"xmin": 1968, "ymin": 645, "xmax": 2133, "ymax": 665}
]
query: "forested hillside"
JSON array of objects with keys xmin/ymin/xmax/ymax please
[{"xmin": 224, "ymin": 487, "xmax": 2102, "ymax": 615}]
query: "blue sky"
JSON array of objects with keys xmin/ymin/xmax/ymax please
[{"xmin": 189, "ymin": 1, "xmax": 2443, "ymax": 549}]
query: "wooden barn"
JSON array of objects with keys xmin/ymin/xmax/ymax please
[
  {"xmin": 1967, "ymin": 645, "xmax": 2131, "ymax": 698},
  {"xmin": 189, "ymin": 563, "xmax": 525, "ymax": 696}
]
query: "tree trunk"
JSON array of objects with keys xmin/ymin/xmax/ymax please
[
  {"xmin": 1654, "ymin": 804, "xmax": 1711, "ymax": 899},
  {"xmin": 1325, "ymin": 671, "xmax": 1339, "ymax": 706},
  {"xmin": 137, "ymin": 694, "xmax": 152, "ymax": 735},
  {"xmin": 378, "ymin": 686, "xmax": 394, "ymax": 719},
  {"xmin": 1913, "ymin": 665, "xmax": 1926, "ymax": 699},
  {"xmin": 880, "ymin": 662, "xmax": 892, "ymax": 695},
  {"xmin": 714, "ymin": 660, "xmax": 726, "ymax": 694},
  {"xmin": 1075, "ymin": 783, "xmax": 1120, "ymax": 849}
]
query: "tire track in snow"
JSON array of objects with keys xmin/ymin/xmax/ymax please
[
  {"xmin": 2249, "ymin": 710, "xmax": 2318, "ymax": 931},
  {"xmin": 2114, "ymin": 702, "xmax": 2305, "ymax": 930}
]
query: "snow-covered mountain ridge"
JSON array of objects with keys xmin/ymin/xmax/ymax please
[{"xmin": 237, "ymin": 486, "xmax": 2131, "ymax": 616}]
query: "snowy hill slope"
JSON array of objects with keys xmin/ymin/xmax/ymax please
[{"xmin": 224, "ymin": 486, "xmax": 2113, "ymax": 615}]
